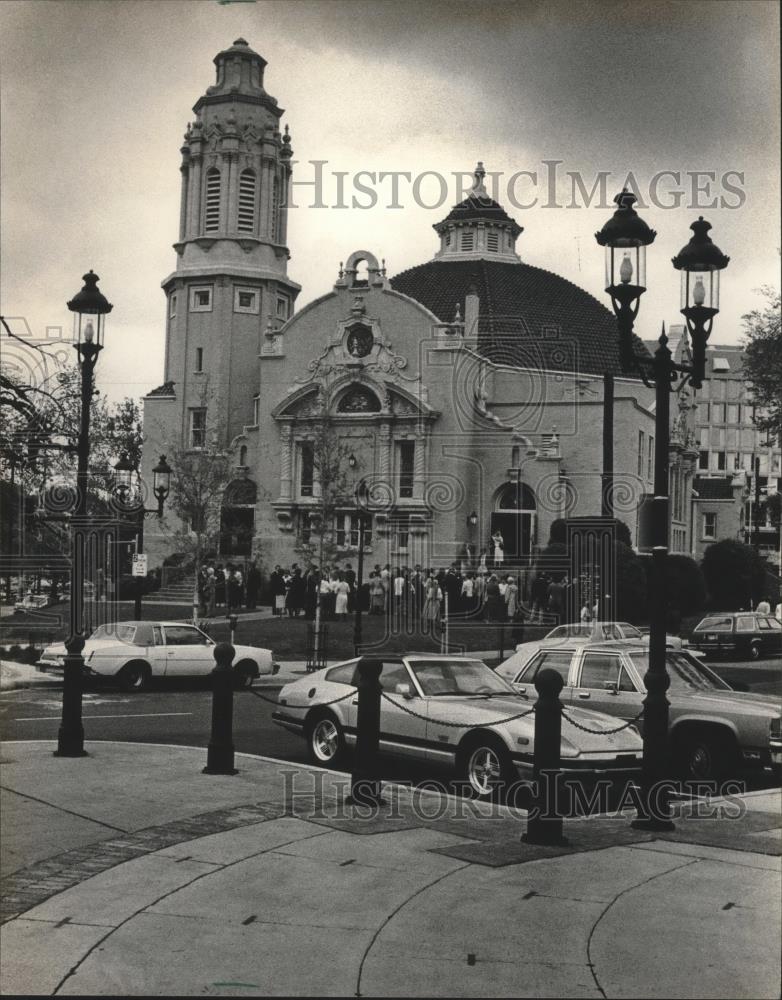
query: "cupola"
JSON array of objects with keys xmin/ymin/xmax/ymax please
[{"xmin": 433, "ymin": 163, "xmax": 523, "ymax": 262}]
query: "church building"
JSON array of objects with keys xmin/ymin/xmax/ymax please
[{"xmin": 142, "ymin": 40, "xmax": 699, "ymax": 579}]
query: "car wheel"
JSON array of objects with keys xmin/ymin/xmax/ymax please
[
  {"xmin": 459, "ymin": 736, "xmax": 513, "ymax": 800},
  {"xmin": 307, "ymin": 713, "xmax": 346, "ymax": 767},
  {"xmin": 119, "ymin": 661, "xmax": 150, "ymax": 692},
  {"xmin": 233, "ymin": 660, "xmax": 256, "ymax": 690},
  {"xmin": 676, "ymin": 729, "xmax": 735, "ymax": 782},
  {"xmin": 748, "ymin": 642, "xmax": 761, "ymax": 661}
]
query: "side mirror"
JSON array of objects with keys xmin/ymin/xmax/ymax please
[
  {"xmin": 395, "ymin": 682, "xmax": 414, "ymax": 699},
  {"xmin": 513, "ymin": 683, "xmax": 528, "ymax": 697},
  {"xmin": 603, "ymin": 680, "xmax": 619, "ymax": 695}
]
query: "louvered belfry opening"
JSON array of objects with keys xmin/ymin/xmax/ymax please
[
  {"xmin": 238, "ymin": 169, "xmax": 256, "ymax": 232},
  {"xmin": 204, "ymin": 168, "xmax": 221, "ymax": 232}
]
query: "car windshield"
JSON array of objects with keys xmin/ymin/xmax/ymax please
[
  {"xmin": 409, "ymin": 659, "xmax": 516, "ymax": 697},
  {"xmin": 628, "ymin": 651, "xmax": 731, "ymax": 692},
  {"xmin": 696, "ymin": 617, "xmax": 733, "ymax": 632},
  {"xmin": 90, "ymin": 624, "xmax": 138, "ymax": 644}
]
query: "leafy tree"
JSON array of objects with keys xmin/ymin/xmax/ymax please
[
  {"xmin": 701, "ymin": 539, "xmax": 767, "ymax": 610},
  {"xmin": 742, "ymin": 285, "xmax": 782, "ymax": 444},
  {"xmin": 163, "ymin": 435, "xmax": 231, "ymax": 615}
]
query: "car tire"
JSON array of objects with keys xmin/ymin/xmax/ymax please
[
  {"xmin": 233, "ymin": 660, "xmax": 256, "ymax": 690},
  {"xmin": 306, "ymin": 713, "xmax": 347, "ymax": 767},
  {"xmin": 458, "ymin": 734, "xmax": 514, "ymax": 801},
  {"xmin": 675, "ymin": 728, "xmax": 735, "ymax": 783},
  {"xmin": 748, "ymin": 642, "xmax": 761, "ymax": 661},
  {"xmin": 118, "ymin": 661, "xmax": 150, "ymax": 693}
]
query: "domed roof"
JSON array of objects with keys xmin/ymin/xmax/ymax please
[{"xmin": 390, "ymin": 258, "xmax": 652, "ymax": 378}]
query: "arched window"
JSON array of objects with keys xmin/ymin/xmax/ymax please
[
  {"xmin": 336, "ymin": 385, "xmax": 381, "ymax": 413},
  {"xmin": 237, "ymin": 170, "xmax": 256, "ymax": 232},
  {"xmin": 205, "ymin": 168, "xmax": 221, "ymax": 232},
  {"xmin": 239, "ymin": 445, "xmax": 248, "ymax": 466},
  {"xmin": 496, "ymin": 482, "xmax": 536, "ymax": 511}
]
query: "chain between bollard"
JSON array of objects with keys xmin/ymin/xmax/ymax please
[
  {"xmin": 381, "ymin": 692, "xmax": 537, "ymax": 727},
  {"xmin": 560, "ymin": 707, "xmax": 644, "ymax": 735},
  {"xmin": 246, "ymin": 687, "xmax": 356, "ymax": 709}
]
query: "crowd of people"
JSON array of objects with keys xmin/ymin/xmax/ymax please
[
  {"xmin": 265, "ymin": 562, "xmax": 582, "ymax": 625},
  {"xmin": 193, "ymin": 557, "xmax": 605, "ymax": 627},
  {"xmin": 195, "ymin": 561, "xmax": 263, "ymax": 617}
]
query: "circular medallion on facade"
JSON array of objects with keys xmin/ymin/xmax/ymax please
[{"xmin": 345, "ymin": 325, "xmax": 373, "ymax": 358}]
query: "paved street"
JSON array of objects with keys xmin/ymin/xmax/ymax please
[{"xmin": 2, "ymin": 657, "xmax": 779, "ymax": 795}]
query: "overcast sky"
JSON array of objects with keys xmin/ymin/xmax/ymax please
[{"xmin": 1, "ymin": 0, "xmax": 779, "ymax": 403}]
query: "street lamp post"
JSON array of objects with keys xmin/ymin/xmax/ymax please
[
  {"xmin": 114, "ymin": 453, "xmax": 171, "ymax": 619},
  {"xmin": 57, "ymin": 271, "xmax": 113, "ymax": 758},
  {"xmin": 596, "ymin": 195, "xmax": 729, "ymax": 828},
  {"xmin": 353, "ymin": 481, "xmax": 371, "ymax": 656}
]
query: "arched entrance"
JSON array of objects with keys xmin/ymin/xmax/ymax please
[
  {"xmin": 491, "ymin": 482, "xmax": 536, "ymax": 559},
  {"xmin": 220, "ymin": 479, "xmax": 257, "ymax": 558}
]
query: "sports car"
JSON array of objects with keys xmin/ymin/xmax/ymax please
[{"xmin": 272, "ymin": 654, "xmax": 642, "ymax": 799}]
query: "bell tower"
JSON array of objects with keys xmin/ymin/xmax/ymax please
[{"xmin": 157, "ymin": 38, "xmax": 300, "ymax": 446}]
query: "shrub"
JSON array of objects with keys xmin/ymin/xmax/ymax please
[
  {"xmin": 614, "ymin": 542, "xmax": 648, "ymax": 623},
  {"xmin": 701, "ymin": 539, "xmax": 767, "ymax": 610},
  {"xmin": 640, "ymin": 553, "xmax": 706, "ymax": 631}
]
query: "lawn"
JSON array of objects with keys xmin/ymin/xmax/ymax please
[{"xmin": 1, "ymin": 600, "xmax": 549, "ymax": 662}]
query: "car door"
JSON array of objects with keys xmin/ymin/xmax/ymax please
[
  {"xmin": 570, "ymin": 649, "xmax": 643, "ymax": 725},
  {"xmin": 510, "ymin": 648, "xmax": 576, "ymax": 699},
  {"xmin": 373, "ymin": 660, "xmax": 428, "ymax": 761},
  {"xmin": 161, "ymin": 624, "xmax": 214, "ymax": 676},
  {"xmin": 144, "ymin": 625, "xmax": 170, "ymax": 677},
  {"xmin": 757, "ymin": 616, "xmax": 782, "ymax": 655}
]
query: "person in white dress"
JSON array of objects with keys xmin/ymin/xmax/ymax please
[
  {"xmin": 492, "ymin": 531, "xmax": 504, "ymax": 567},
  {"xmin": 334, "ymin": 576, "xmax": 350, "ymax": 616}
]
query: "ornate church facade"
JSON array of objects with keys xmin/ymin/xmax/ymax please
[{"xmin": 142, "ymin": 40, "xmax": 699, "ymax": 577}]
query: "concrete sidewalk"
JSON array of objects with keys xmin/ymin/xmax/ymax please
[{"xmin": 1, "ymin": 740, "xmax": 779, "ymax": 997}]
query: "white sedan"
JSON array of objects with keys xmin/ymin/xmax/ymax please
[{"xmin": 37, "ymin": 621, "xmax": 279, "ymax": 691}]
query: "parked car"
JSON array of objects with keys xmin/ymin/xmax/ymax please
[
  {"xmin": 37, "ymin": 621, "xmax": 279, "ymax": 690},
  {"xmin": 496, "ymin": 640, "xmax": 782, "ymax": 781},
  {"xmin": 14, "ymin": 594, "xmax": 50, "ymax": 613},
  {"xmin": 690, "ymin": 612, "xmax": 782, "ymax": 661},
  {"xmin": 509, "ymin": 626, "xmax": 692, "ymax": 670},
  {"xmin": 272, "ymin": 653, "xmax": 643, "ymax": 799}
]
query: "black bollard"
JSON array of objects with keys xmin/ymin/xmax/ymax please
[
  {"xmin": 522, "ymin": 667, "xmax": 568, "ymax": 846},
  {"xmin": 347, "ymin": 657, "xmax": 385, "ymax": 806},
  {"xmin": 55, "ymin": 635, "xmax": 88, "ymax": 757},
  {"xmin": 203, "ymin": 642, "xmax": 238, "ymax": 775}
]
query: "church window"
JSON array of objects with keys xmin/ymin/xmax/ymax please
[
  {"xmin": 637, "ymin": 430, "xmax": 645, "ymax": 476},
  {"xmin": 397, "ymin": 440, "xmax": 415, "ymax": 498},
  {"xmin": 189, "ymin": 408, "xmax": 207, "ymax": 450},
  {"xmin": 335, "ymin": 512, "xmax": 372, "ymax": 548},
  {"xmin": 393, "ymin": 514, "xmax": 410, "ymax": 551},
  {"xmin": 487, "ymin": 232, "xmax": 499, "ymax": 252},
  {"xmin": 169, "ymin": 294, "xmax": 177, "ymax": 318},
  {"xmin": 234, "ymin": 287, "xmax": 259, "ymax": 314},
  {"xmin": 239, "ymin": 445, "xmax": 248, "ymax": 467},
  {"xmin": 190, "ymin": 286, "xmax": 212, "ymax": 311},
  {"xmin": 298, "ymin": 441, "xmax": 314, "ymax": 497},
  {"xmin": 460, "ymin": 232, "xmax": 474, "ymax": 252},
  {"xmin": 237, "ymin": 169, "xmax": 256, "ymax": 232},
  {"xmin": 337, "ymin": 385, "xmax": 381, "ymax": 413},
  {"xmin": 252, "ymin": 395, "xmax": 260, "ymax": 425},
  {"xmin": 276, "ymin": 295, "xmax": 290, "ymax": 319},
  {"xmin": 445, "ymin": 232, "xmax": 452, "ymax": 247},
  {"xmin": 204, "ymin": 169, "xmax": 221, "ymax": 232},
  {"xmin": 195, "ymin": 347, "xmax": 203, "ymax": 372}
]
